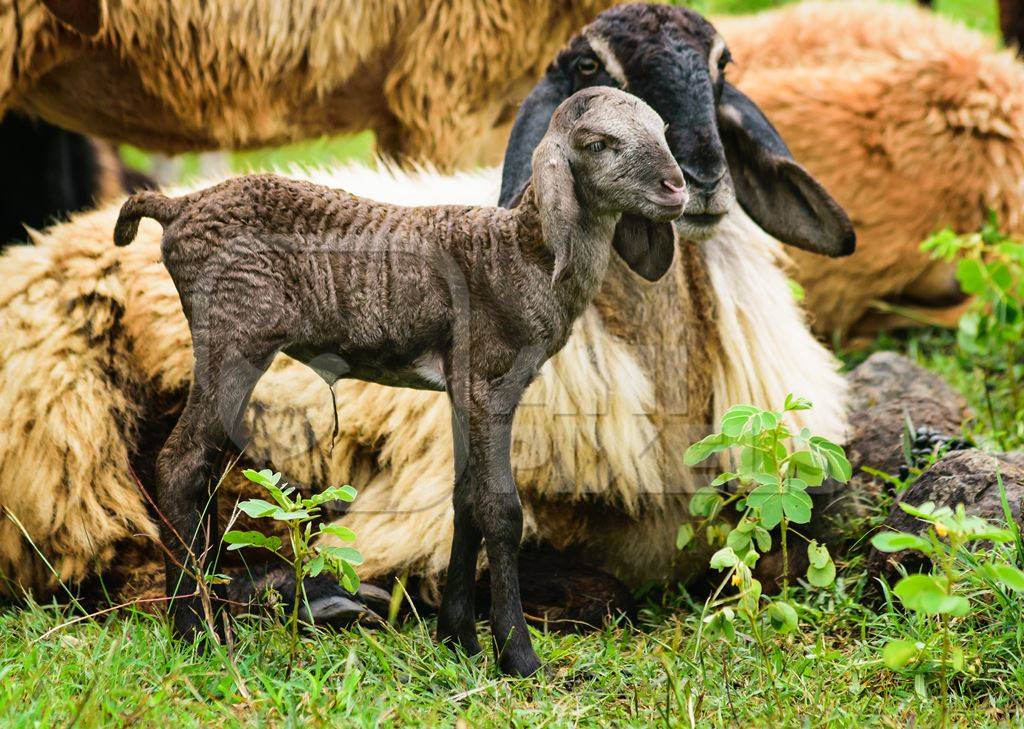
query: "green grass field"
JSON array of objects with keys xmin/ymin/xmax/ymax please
[{"xmin": 10, "ymin": 1, "xmax": 1024, "ymax": 726}]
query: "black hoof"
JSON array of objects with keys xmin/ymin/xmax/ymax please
[
  {"xmin": 499, "ymin": 648, "xmax": 542, "ymax": 678},
  {"xmin": 300, "ymin": 576, "xmax": 387, "ymax": 628}
]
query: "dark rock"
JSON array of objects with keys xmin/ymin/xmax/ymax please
[
  {"xmin": 845, "ymin": 353, "xmax": 970, "ymax": 498},
  {"xmin": 866, "ymin": 449, "xmax": 1024, "ymax": 583},
  {"xmin": 846, "ymin": 352, "xmax": 968, "ymax": 414}
]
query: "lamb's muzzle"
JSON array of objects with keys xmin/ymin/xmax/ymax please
[{"xmin": 113, "ymin": 86, "xmax": 683, "ymax": 677}]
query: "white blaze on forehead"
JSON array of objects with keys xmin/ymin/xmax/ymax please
[
  {"xmin": 708, "ymin": 34, "xmax": 727, "ymax": 83},
  {"xmin": 583, "ymin": 31, "xmax": 628, "ymax": 88}
]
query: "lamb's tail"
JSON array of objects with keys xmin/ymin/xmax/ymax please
[{"xmin": 113, "ymin": 191, "xmax": 185, "ymax": 246}]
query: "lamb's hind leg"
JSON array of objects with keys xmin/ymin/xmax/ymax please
[
  {"xmin": 437, "ymin": 405, "xmax": 483, "ymax": 656},
  {"xmin": 158, "ymin": 347, "xmax": 276, "ymax": 641}
]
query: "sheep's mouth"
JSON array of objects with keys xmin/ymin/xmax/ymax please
[{"xmin": 682, "ymin": 212, "xmax": 726, "ymax": 227}]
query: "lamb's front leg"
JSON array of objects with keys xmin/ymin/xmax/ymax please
[
  {"xmin": 437, "ymin": 405, "xmax": 483, "ymax": 656},
  {"xmin": 470, "ymin": 391, "xmax": 541, "ymax": 677},
  {"xmin": 473, "ymin": 414, "xmax": 539, "ymax": 676}
]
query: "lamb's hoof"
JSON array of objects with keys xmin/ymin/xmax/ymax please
[{"xmin": 499, "ymin": 648, "xmax": 542, "ymax": 678}]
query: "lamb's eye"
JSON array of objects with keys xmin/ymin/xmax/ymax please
[
  {"xmin": 718, "ymin": 49, "xmax": 732, "ymax": 71},
  {"xmin": 577, "ymin": 57, "xmax": 600, "ymax": 76},
  {"xmin": 587, "ymin": 140, "xmax": 606, "ymax": 153}
]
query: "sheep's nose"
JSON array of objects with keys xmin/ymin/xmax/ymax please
[{"xmin": 683, "ymin": 168, "xmax": 726, "ymax": 196}]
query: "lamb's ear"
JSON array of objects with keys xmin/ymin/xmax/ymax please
[
  {"xmin": 532, "ymin": 137, "xmax": 580, "ymax": 284},
  {"xmin": 612, "ymin": 215, "xmax": 676, "ymax": 282},
  {"xmin": 42, "ymin": 0, "xmax": 102, "ymax": 35},
  {"xmin": 499, "ymin": 66, "xmax": 571, "ymax": 208},
  {"xmin": 718, "ymin": 83, "xmax": 856, "ymax": 258}
]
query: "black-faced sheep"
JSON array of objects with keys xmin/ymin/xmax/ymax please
[
  {"xmin": 113, "ymin": 88, "xmax": 685, "ymax": 674},
  {"xmin": 0, "ymin": 5, "xmax": 854, "ymax": 618},
  {"xmin": 9, "ymin": 0, "xmax": 1024, "ymax": 618},
  {"xmin": 3, "ymin": 0, "xmax": 612, "ymax": 169}
]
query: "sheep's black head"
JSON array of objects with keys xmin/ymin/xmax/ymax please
[
  {"xmin": 533, "ymin": 87, "xmax": 685, "ymax": 283},
  {"xmin": 500, "ymin": 3, "xmax": 855, "ymax": 259}
]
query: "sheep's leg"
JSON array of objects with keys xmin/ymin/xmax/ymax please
[
  {"xmin": 436, "ymin": 405, "xmax": 483, "ymax": 656},
  {"xmin": 158, "ymin": 347, "xmax": 275, "ymax": 642}
]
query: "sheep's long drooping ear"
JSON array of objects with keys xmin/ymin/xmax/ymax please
[
  {"xmin": 499, "ymin": 67, "xmax": 571, "ymax": 208},
  {"xmin": 718, "ymin": 83, "xmax": 856, "ymax": 258},
  {"xmin": 42, "ymin": 0, "xmax": 102, "ymax": 35},
  {"xmin": 612, "ymin": 215, "xmax": 677, "ymax": 282},
  {"xmin": 532, "ymin": 137, "xmax": 580, "ymax": 284}
]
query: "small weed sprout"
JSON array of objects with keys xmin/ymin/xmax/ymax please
[
  {"xmin": 870, "ymin": 490, "xmax": 1024, "ymax": 720},
  {"xmin": 681, "ymin": 395, "xmax": 851, "ymax": 688},
  {"xmin": 923, "ymin": 217, "xmax": 1024, "ymax": 448},
  {"xmin": 223, "ymin": 468, "xmax": 362, "ymax": 666}
]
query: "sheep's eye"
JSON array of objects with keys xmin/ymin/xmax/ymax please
[
  {"xmin": 587, "ymin": 140, "xmax": 606, "ymax": 153},
  {"xmin": 718, "ymin": 49, "xmax": 732, "ymax": 71},
  {"xmin": 576, "ymin": 57, "xmax": 600, "ymax": 76}
]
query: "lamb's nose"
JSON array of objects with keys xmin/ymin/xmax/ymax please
[
  {"xmin": 662, "ymin": 178, "xmax": 686, "ymax": 194},
  {"xmin": 661, "ymin": 177, "xmax": 687, "ymax": 204}
]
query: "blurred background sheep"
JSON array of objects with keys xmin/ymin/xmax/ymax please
[
  {"xmin": 3, "ymin": 0, "xmax": 1023, "ymax": 344},
  {"xmin": 720, "ymin": 1, "xmax": 1024, "ymax": 340},
  {"xmin": 1, "ymin": 0, "xmax": 612, "ymax": 169}
]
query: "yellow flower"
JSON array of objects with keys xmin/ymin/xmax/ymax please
[
  {"xmin": 731, "ymin": 572, "xmax": 743, "ymax": 588},
  {"xmin": 935, "ymin": 522, "xmax": 949, "ymax": 538}
]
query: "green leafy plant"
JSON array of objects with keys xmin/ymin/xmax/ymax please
[
  {"xmin": 681, "ymin": 395, "xmax": 851, "ymax": 694},
  {"xmin": 923, "ymin": 218, "xmax": 1024, "ymax": 448},
  {"xmin": 223, "ymin": 468, "xmax": 362, "ymax": 667},
  {"xmin": 871, "ymin": 497, "xmax": 1024, "ymax": 721}
]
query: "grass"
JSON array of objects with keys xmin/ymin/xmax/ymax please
[
  {"xmin": 10, "ymin": 0, "xmax": 1023, "ymax": 726},
  {"xmin": 3, "ymin": 554, "xmax": 1023, "ymax": 726}
]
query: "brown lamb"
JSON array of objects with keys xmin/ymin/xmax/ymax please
[{"xmin": 112, "ymin": 87, "xmax": 686, "ymax": 676}]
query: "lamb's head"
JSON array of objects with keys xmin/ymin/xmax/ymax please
[
  {"xmin": 531, "ymin": 87, "xmax": 685, "ymax": 283},
  {"xmin": 501, "ymin": 3, "xmax": 855, "ymax": 258}
]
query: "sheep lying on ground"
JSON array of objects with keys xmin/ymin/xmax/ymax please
[
  {"xmin": 114, "ymin": 87, "xmax": 685, "ymax": 674},
  {"xmin": 0, "ymin": 5, "xmax": 854, "ymax": 622},
  {"xmin": 717, "ymin": 1, "xmax": 1024, "ymax": 340},
  {"xmin": 3, "ymin": 0, "xmax": 611, "ymax": 169}
]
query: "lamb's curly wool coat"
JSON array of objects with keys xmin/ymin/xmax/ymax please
[
  {"xmin": 0, "ymin": 163, "xmax": 847, "ymax": 599},
  {"xmin": 1, "ymin": 0, "xmax": 611, "ymax": 168},
  {"xmin": 719, "ymin": 2, "xmax": 1024, "ymax": 339}
]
